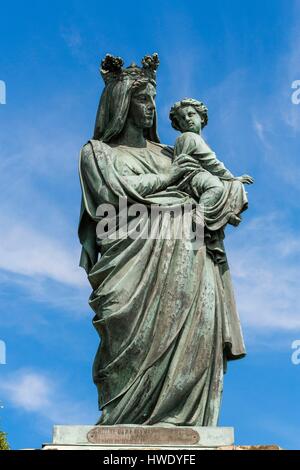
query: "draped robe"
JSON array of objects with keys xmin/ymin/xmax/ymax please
[{"xmin": 78, "ymin": 139, "xmax": 246, "ymax": 426}]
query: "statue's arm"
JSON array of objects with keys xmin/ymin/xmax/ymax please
[
  {"xmin": 121, "ymin": 173, "xmax": 171, "ymax": 196},
  {"xmin": 81, "ymin": 143, "xmax": 172, "ymax": 198},
  {"xmin": 80, "ymin": 143, "xmax": 104, "ymax": 202}
]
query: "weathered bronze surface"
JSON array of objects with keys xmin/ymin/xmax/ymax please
[{"xmin": 78, "ymin": 53, "xmax": 252, "ymax": 426}]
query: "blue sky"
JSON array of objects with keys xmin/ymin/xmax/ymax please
[{"xmin": 0, "ymin": 0, "xmax": 300, "ymax": 450}]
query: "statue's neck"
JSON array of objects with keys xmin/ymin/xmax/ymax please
[{"xmin": 110, "ymin": 120, "xmax": 147, "ymax": 148}]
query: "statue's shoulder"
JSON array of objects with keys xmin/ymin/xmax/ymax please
[
  {"xmin": 82, "ymin": 139, "xmax": 111, "ymax": 154},
  {"xmin": 177, "ymin": 131, "xmax": 202, "ymax": 144},
  {"xmin": 81, "ymin": 141, "xmax": 93, "ymax": 160},
  {"xmin": 81, "ymin": 140, "xmax": 112, "ymax": 165}
]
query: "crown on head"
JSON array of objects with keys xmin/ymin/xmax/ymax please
[{"xmin": 100, "ymin": 53, "xmax": 159, "ymax": 85}]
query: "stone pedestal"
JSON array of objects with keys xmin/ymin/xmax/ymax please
[{"xmin": 43, "ymin": 425, "xmax": 234, "ymax": 450}]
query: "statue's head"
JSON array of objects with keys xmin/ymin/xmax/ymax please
[
  {"xmin": 93, "ymin": 53, "xmax": 160, "ymax": 143},
  {"xmin": 169, "ymin": 98, "xmax": 208, "ymax": 134}
]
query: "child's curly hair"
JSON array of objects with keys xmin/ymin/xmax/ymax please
[{"xmin": 169, "ymin": 98, "xmax": 208, "ymax": 131}]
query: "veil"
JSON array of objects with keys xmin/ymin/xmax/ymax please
[{"xmin": 93, "ymin": 76, "xmax": 160, "ymax": 143}]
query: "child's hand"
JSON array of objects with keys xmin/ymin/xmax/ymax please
[{"xmin": 235, "ymin": 174, "xmax": 254, "ymax": 184}]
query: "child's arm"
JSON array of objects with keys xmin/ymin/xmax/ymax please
[
  {"xmin": 184, "ymin": 133, "xmax": 234, "ymax": 180},
  {"xmin": 174, "ymin": 133, "xmax": 254, "ymax": 184}
]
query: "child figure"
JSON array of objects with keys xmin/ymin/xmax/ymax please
[{"xmin": 169, "ymin": 98, "xmax": 254, "ymax": 226}]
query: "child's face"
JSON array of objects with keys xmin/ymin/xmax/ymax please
[{"xmin": 176, "ymin": 106, "xmax": 203, "ymax": 134}]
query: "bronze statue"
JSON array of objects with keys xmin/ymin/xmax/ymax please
[{"xmin": 78, "ymin": 53, "xmax": 252, "ymax": 426}]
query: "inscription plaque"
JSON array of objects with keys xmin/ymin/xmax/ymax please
[{"xmin": 87, "ymin": 426, "xmax": 200, "ymax": 446}]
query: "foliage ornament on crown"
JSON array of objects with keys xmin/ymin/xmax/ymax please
[{"xmin": 100, "ymin": 52, "xmax": 159, "ymax": 86}]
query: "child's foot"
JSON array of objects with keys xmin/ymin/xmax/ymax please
[{"xmin": 228, "ymin": 214, "xmax": 242, "ymax": 227}]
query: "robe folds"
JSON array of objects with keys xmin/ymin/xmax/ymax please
[{"xmin": 78, "ymin": 139, "xmax": 246, "ymax": 426}]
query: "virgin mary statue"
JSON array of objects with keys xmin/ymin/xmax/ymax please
[{"xmin": 78, "ymin": 53, "xmax": 247, "ymax": 427}]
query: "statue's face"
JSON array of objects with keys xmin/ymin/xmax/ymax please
[
  {"xmin": 128, "ymin": 83, "xmax": 156, "ymax": 129},
  {"xmin": 176, "ymin": 105, "xmax": 202, "ymax": 134}
]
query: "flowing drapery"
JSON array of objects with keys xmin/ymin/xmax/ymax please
[{"xmin": 78, "ymin": 139, "xmax": 246, "ymax": 426}]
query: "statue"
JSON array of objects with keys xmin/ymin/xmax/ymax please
[
  {"xmin": 169, "ymin": 98, "xmax": 253, "ymax": 225},
  {"xmin": 78, "ymin": 53, "xmax": 252, "ymax": 427}
]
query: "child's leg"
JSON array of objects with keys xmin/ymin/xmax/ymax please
[
  {"xmin": 191, "ymin": 173, "xmax": 243, "ymax": 227},
  {"xmin": 191, "ymin": 172, "xmax": 224, "ymax": 207}
]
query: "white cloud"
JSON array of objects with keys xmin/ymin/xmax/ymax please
[
  {"xmin": 0, "ymin": 369, "xmax": 95, "ymax": 425},
  {"xmin": 0, "ymin": 118, "xmax": 88, "ymax": 298},
  {"xmin": 1, "ymin": 371, "xmax": 51, "ymax": 412},
  {"xmin": 227, "ymin": 214, "xmax": 300, "ymax": 331},
  {"xmin": 0, "ymin": 269, "xmax": 90, "ymax": 325},
  {"xmin": 253, "ymin": 119, "xmax": 272, "ymax": 150},
  {"xmin": 253, "ymin": 120, "xmax": 264, "ymax": 142},
  {"xmin": 0, "ymin": 216, "xmax": 85, "ymax": 287}
]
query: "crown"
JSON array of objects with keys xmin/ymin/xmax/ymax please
[{"xmin": 100, "ymin": 53, "xmax": 159, "ymax": 85}]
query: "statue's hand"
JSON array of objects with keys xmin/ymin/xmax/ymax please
[
  {"xmin": 228, "ymin": 214, "xmax": 242, "ymax": 227},
  {"xmin": 170, "ymin": 154, "xmax": 199, "ymax": 183},
  {"xmin": 235, "ymin": 174, "xmax": 254, "ymax": 185}
]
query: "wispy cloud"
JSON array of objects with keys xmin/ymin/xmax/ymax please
[
  {"xmin": 250, "ymin": 1, "xmax": 300, "ymax": 176},
  {"xmin": 255, "ymin": 417, "xmax": 300, "ymax": 450},
  {"xmin": 61, "ymin": 26, "xmax": 82, "ymax": 51},
  {"xmin": 0, "ymin": 105, "xmax": 90, "ymax": 310},
  {"xmin": 0, "ymin": 369, "xmax": 95, "ymax": 425},
  {"xmin": 253, "ymin": 119, "xmax": 272, "ymax": 150},
  {"xmin": 0, "ymin": 217, "xmax": 85, "ymax": 287},
  {"xmin": 227, "ymin": 214, "xmax": 300, "ymax": 331}
]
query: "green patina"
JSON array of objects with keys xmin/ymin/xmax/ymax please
[{"xmin": 78, "ymin": 53, "xmax": 252, "ymax": 426}]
